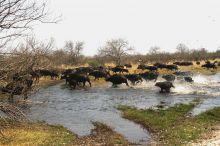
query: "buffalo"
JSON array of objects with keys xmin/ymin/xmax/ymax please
[
  {"xmin": 89, "ymin": 71, "xmax": 109, "ymax": 80},
  {"xmin": 201, "ymin": 63, "xmax": 217, "ymax": 70},
  {"xmin": 66, "ymin": 79, "xmax": 78, "ymax": 89},
  {"xmin": 145, "ymin": 66, "xmax": 158, "ymax": 71},
  {"xmin": 155, "ymin": 81, "xmax": 175, "ymax": 93},
  {"xmin": 165, "ymin": 65, "xmax": 178, "ymax": 71},
  {"xmin": 66, "ymin": 73, "xmax": 91, "ymax": 87},
  {"xmin": 36, "ymin": 69, "xmax": 59, "ymax": 80},
  {"xmin": 106, "ymin": 74, "xmax": 129, "ymax": 87},
  {"xmin": 75, "ymin": 67, "xmax": 94, "ymax": 75},
  {"xmin": 124, "ymin": 74, "xmax": 143, "ymax": 85},
  {"xmin": 111, "ymin": 67, "xmax": 129, "ymax": 73},
  {"xmin": 184, "ymin": 77, "xmax": 194, "ymax": 83},
  {"xmin": 162, "ymin": 74, "xmax": 175, "ymax": 82},
  {"xmin": 124, "ymin": 64, "xmax": 132, "ymax": 68},
  {"xmin": 139, "ymin": 72, "xmax": 158, "ymax": 82},
  {"xmin": 137, "ymin": 64, "xmax": 146, "ymax": 70},
  {"xmin": 173, "ymin": 62, "xmax": 193, "ymax": 66},
  {"xmin": 174, "ymin": 71, "xmax": 193, "ymax": 77},
  {"xmin": 154, "ymin": 63, "xmax": 168, "ymax": 69}
]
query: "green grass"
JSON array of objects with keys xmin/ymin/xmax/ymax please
[{"xmin": 118, "ymin": 103, "xmax": 220, "ymax": 146}]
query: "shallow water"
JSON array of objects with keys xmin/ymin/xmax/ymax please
[{"xmin": 21, "ymin": 73, "xmax": 220, "ymax": 145}]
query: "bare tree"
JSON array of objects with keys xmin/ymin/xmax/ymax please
[
  {"xmin": 175, "ymin": 43, "xmax": 190, "ymax": 61},
  {"xmin": 0, "ymin": 0, "xmax": 59, "ymax": 48},
  {"xmin": 64, "ymin": 41, "xmax": 84, "ymax": 64},
  {"xmin": 149, "ymin": 46, "xmax": 160, "ymax": 54},
  {"xmin": 147, "ymin": 46, "xmax": 162, "ymax": 63},
  {"xmin": 98, "ymin": 39, "xmax": 133, "ymax": 65},
  {"xmin": 0, "ymin": 36, "xmax": 55, "ymax": 79}
]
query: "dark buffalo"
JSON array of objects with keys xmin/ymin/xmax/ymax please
[
  {"xmin": 36, "ymin": 69, "xmax": 59, "ymax": 80},
  {"xmin": 154, "ymin": 63, "xmax": 178, "ymax": 70},
  {"xmin": 137, "ymin": 64, "xmax": 147, "ymax": 70},
  {"xmin": 145, "ymin": 66, "xmax": 158, "ymax": 71},
  {"xmin": 115, "ymin": 65, "xmax": 124, "ymax": 68},
  {"xmin": 106, "ymin": 74, "xmax": 129, "ymax": 87},
  {"xmin": 75, "ymin": 67, "xmax": 94, "ymax": 74},
  {"xmin": 139, "ymin": 72, "xmax": 158, "ymax": 82},
  {"xmin": 111, "ymin": 67, "xmax": 129, "ymax": 73},
  {"xmin": 173, "ymin": 62, "xmax": 193, "ymax": 66},
  {"xmin": 66, "ymin": 79, "xmax": 78, "ymax": 89},
  {"xmin": 137, "ymin": 65, "xmax": 158, "ymax": 71},
  {"xmin": 165, "ymin": 65, "xmax": 178, "ymax": 70},
  {"xmin": 155, "ymin": 81, "xmax": 175, "ymax": 93},
  {"xmin": 154, "ymin": 63, "xmax": 168, "ymax": 69},
  {"xmin": 201, "ymin": 63, "xmax": 217, "ymax": 69},
  {"xmin": 89, "ymin": 71, "xmax": 109, "ymax": 80},
  {"xmin": 124, "ymin": 74, "xmax": 143, "ymax": 85},
  {"xmin": 174, "ymin": 71, "xmax": 193, "ymax": 77},
  {"xmin": 205, "ymin": 60, "xmax": 211, "ymax": 64},
  {"xmin": 124, "ymin": 64, "xmax": 132, "ymax": 68},
  {"xmin": 93, "ymin": 66, "xmax": 109, "ymax": 73},
  {"xmin": 162, "ymin": 74, "xmax": 175, "ymax": 82},
  {"xmin": 29, "ymin": 71, "xmax": 40, "ymax": 83},
  {"xmin": 67, "ymin": 73, "xmax": 91, "ymax": 87},
  {"xmin": 184, "ymin": 77, "xmax": 194, "ymax": 83}
]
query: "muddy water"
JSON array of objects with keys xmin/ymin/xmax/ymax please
[{"xmin": 22, "ymin": 73, "xmax": 220, "ymax": 145}]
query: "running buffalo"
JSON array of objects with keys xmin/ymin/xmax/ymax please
[
  {"xmin": 155, "ymin": 81, "xmax": 175, "ymax": 93},
  {"xmin": 139, "ymin": 72, "xmax": 158, "ymax": 82},
  {"xmin": 124, "ymin": 74, "xmax": 143, "ymax": 85},
  {"xmin": 66, "ymin": 73, "xmax": 91, "ymax": 87},
  {"xmin": 89, "ymin": 71, "xmax": 110, "ymax": 80},
  {"xmin": 106, "ymin": 74, "xmax": 129, "ymax": 87},
  {"xmin": 162, "ymin": 74, "xmax": 175, "ymax": 82}
]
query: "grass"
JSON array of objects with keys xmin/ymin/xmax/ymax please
[
  {"xmin": 118, "ymin": 102, "xmax": 220, "ymax": 146},
  {"xmin": 0, "ymin": 120, "xmax": 77, "ymax": 146},
  {"xmin": 0, "ymin": 120, "xmax": 130, "ymax": 146}
]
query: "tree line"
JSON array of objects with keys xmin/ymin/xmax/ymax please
[{"xmin": 0, "ymin": 0, "xmax": 220, "ymax": 77}]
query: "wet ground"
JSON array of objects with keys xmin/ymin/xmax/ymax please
[{"xmin": 20, "ymin": 73, "xmax": 220, "ymax": 145}]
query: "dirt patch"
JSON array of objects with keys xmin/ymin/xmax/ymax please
[
  {"xmin": 75, "ymin": 122, "xmax": 130, "ymax": 146},
  {"xmin": 188, "ymin": 125, "xmax": 220, "ymax": 146}
]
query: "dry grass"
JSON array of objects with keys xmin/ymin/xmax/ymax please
[
  {"xmin": 0, "ymin": 120, "xmax": 130, "ymax": 146},
  {"xmin": 0, "ymin": 120, "xmax": 77, "ymax": 146}
]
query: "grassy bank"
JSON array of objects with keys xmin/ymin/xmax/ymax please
[
  {"xmin": 118, "ymin": 103, "xmax": 220, "ymax": 146},
  {"xmin": 0, "ymin": 120, "xmax": 129, "ymax": 146},
  {"xmin": 0, "ymin": 120, "xmax": 77, "ymax": 146}
]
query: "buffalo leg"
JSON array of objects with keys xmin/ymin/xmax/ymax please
[
  {"xmin": 125, "ymin": 82, "xmax": 129, "ymax": 87},
  {"xmin": 88, "ymin": 81, "xmax": 92, "ymax": 87}
]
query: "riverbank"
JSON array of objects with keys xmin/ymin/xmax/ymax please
[
  {"xmin": 0, "ymin": 79, "xmax": 131, "ymax": 145},
  {"xmin": 118, "ymin": 102, "xmax": 220, "ymax": 146},
  {"xmin": 0, "ymin": 120, "xmax": 130, "ymax": 146}
]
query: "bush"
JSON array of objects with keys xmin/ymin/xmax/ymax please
[{"xmin": 87, "ymin": 60, "xmax": 102, "ymax": 67}]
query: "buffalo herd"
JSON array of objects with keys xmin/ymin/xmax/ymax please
[{"xmin": 0, "ymin": 61, "xmax": 219, "ymax": 100}]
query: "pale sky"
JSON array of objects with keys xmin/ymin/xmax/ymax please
[{"xmin": 33, "ymin": 0, "xmax": 220, "ymax": 56}]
